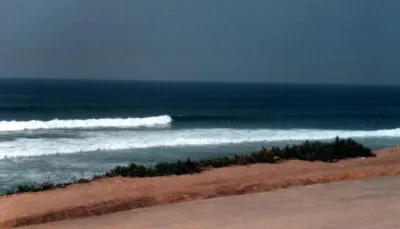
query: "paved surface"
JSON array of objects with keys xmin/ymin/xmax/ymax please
[{"xmin": 20, "ymin": 175, "xmax": 400, "ymax": 229}]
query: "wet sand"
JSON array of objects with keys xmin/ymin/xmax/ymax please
[{"xmin": 1, "ymin": 146, "xmax": 400, "ymax": 228}]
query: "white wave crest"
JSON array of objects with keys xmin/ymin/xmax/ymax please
[
  {"xmin": 1, "ymin": 128, "xmax": 400, "ymax": 158},
  {"xmin": 0, "ymin": 115, "xmax": 172, "ymax": 132}
]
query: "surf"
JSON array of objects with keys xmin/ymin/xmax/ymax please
[
  {"xmin": 1, "ymin": 127, "xmax": 400, "ymax": 158},
  {"xmin": 0, "ymin": 115, "xmax": 172, "ymax": 132}
]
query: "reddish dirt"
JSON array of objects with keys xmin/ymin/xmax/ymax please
[{"xmin": 1, "ymin": 146, "xmax": 400, "ymax": 228}]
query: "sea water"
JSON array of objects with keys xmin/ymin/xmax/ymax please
[{"xmin": 1, "ymin": 79, "xmax": 400, "ymax": 193}]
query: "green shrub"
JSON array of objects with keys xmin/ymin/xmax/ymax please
[
  {"xmin": 199, "ymin": 156, "xmax": 231, "ymax": 168},
  {"xmin": 104, "ymin": 158, "xmax": 201, "ymax": 178},
  {"xmin": 277, "ymin": 137, "xmax": 373, "ymax": 162},
  {"xmin": 5, "ymin": 182, "xmax": 68, "ymax": 195}
]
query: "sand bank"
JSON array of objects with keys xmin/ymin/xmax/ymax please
[{"xmin": 20, "ymin": 175, "xmax": 400, "ymax": 229}]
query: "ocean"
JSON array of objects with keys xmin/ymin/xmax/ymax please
[{"xmin": 1, "ymin": 79, "xmax": 400, "ymax": 193}]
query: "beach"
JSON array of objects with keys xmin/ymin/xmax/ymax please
[
  {"xmin": 1, "ymin": 0, "xmax": 400, "ymax": 227},
  {"xmin": 1, "ymin": 81, "xmax": 400, "ymax": 228},
  {"xmin": 2, "ymin": 145, "xmax": 400, "ymax": 228},
  {"xmin": 2, "ymin": 81, "xmax": 400, "ymax": 193}
]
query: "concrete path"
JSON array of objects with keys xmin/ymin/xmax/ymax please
[{"xmin": 20, "ymin": 175, "xmax": 400, "ymax": 229}]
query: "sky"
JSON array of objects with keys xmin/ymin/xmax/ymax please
[{"xmin": 0, "ymin": 0, "xmax": 399, "ymax": 84}]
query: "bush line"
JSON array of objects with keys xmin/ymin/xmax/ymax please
[{"xmin": 4, "ymin": 137, "xmax": 374, "ymax": 195}]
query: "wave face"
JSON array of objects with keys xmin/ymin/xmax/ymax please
[
  {"xmin": 0, "ymin": 115, "xmax": 172, "ymax": 132},
  {"xmin": 1, "ymin": 128, "xmax": 400, "ymax": 158},
  {"xmin": 172, "ymin": 115, "xmax": 241, "ymax": 122}
]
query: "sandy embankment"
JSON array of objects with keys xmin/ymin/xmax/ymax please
[
  {"xmin": 1, "ymin": 146, "xmax": 400, "ymax": 228},
  {"xmin": 20, "ymin": 175, "xmax": 400, "ymax": 229}
]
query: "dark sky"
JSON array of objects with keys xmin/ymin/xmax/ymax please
[{"xmin": 0, "ymin": 0, "xmax": 399, "ymax": 84}]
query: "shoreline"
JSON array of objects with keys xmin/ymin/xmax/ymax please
[
  {"xmin": 3, "ymin": 138, "xmax": 373, "ymax": 195},
  {"xmin": 1, "ymin": 145, "xmax": 399, "ymax": 228}
]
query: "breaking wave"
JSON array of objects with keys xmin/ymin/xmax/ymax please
[
  {"xmin": 1, "ymin": 127, "xmax": 400, "ymax": 158},
  {"xmin": 0, "ymin": 115, "xmax": 172, "ymax": 132}
]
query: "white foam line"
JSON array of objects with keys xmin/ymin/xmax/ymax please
[
  {"xmin": 0, "ymin": 115, "xmax": 172, "ymax": 132},
  {"xmin": 1, "ymin": 128, "xmax": 400, "ymax": 158}
]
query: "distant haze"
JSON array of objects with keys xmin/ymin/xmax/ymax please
[{"xmin": 0, "ymin": 0, "xmax": 399, "ymax": 84}]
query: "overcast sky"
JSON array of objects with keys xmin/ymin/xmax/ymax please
[{"xmin": 0, "ymin": 0, "xmax": 399, "ymax": 84}]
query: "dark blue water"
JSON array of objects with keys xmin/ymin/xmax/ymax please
[
  {"xmin": 2, "ymin": 79, "xmax": 400, "ymax": 129},
  {"xmin": 1, "ymin": 79, "xmax": 400, "ymax": 193}
]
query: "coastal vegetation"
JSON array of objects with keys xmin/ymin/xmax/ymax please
[{"xmin": 4, "ymin": 137, "xmax": 374, "ymax": 195}]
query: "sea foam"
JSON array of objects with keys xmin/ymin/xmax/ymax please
[
  {"xmin": 0, "ymin": 115, "xmax": 172, "ymax": 132},
  {"xmin": 1, "ymin": 128, "xmax": 400, "ymax": 158}
]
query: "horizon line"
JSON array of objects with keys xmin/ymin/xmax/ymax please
[{"xmin": 0, "ymin": 77, "xmax": 398, "ymax": 87}]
